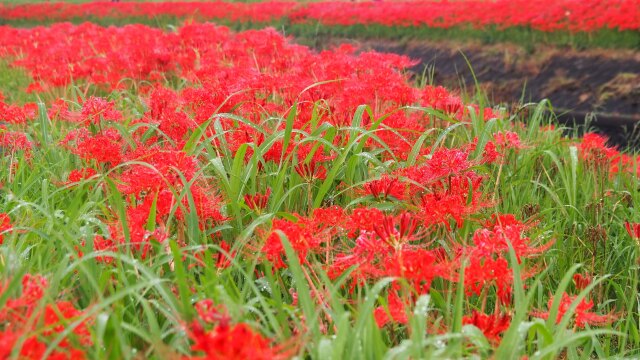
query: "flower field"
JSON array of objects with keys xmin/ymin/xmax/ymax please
[
  {"xmin": 1, "ymin": 0, "xmax": 639, "ymax": 48},
  {"xmin": 0, "ymin": 4, "xmax": 639, "ymax": 360}
]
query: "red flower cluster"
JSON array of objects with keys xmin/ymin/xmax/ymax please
[
  {"xmin": 187, "ymin": 300, "xmax": 284, "ymax": 360},
  {"xmin": 0, "ymin": 274, "xmax": 91, "ymax": 359},
  {"xmin": 1, "ymin": 0, "xmax": 638, "ymax": 32},
  {"xmin": 578, "ymin": 133, "xmax": 640, "ymax": 176},
  {"xmin": 0, "ymin": 212, "xmax": 12, "ymax": 244},
  {"xmin": 534, "ymin": 293, "xmax": 616, "ymax": 328}
]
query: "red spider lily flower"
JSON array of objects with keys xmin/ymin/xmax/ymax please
[
  {"xmin": 328, "ymin": 230, "xmax": 390, "ymax": 289},
  {"xmin": 578, "ymin": 133, "xmax": 620, "ymax": 172},
  {"xmin": 346, "ymin": 207, "xmax": 386, "ymax": 237},
  {"xmin": 473, "ymin": 213, "xmax": 553, "ymax": 261},
  {"xmin": 625, "ymin": 221, "xmax": 640, "ymax": 239},
  {"xmin": 263, "ymin": 219, "xmax": 306, "ymax": 269},
  {"xmin": 462, "ymin": 310, "xmax": 511, "ymax": 344},
  {"xmin": 86, "ymin": 235, "xmax": 117, "ymax": 264},
  {"xmin": 464, "ymin": 256, "xmax": 513, "ymax": 305},
  {"xmin": 0, "ymin": 129, "xmax": 33, "ymax": 158},
  {"xmin": 310, "ymin": 206, "xmax": 348, "ymax": 237},
  {"xmin": 244, "ymin": 188, "xmax": 271, "ymax": 211},
  {"xmin": 80, "ymin": 96, "xmax": 122, "ymax": 124},
  {"xmin": 372, "ymin": 212, "xmax": 420, "ymax": 249},
  {"xmin": 48, "ymin": 98, "xmax": 82, "ymax": 123},
  {"xmin": 0, "ymin": 274, "xmax": 91, "ymax": 359},
  {"xmin": 118, "ymin": 147, "xmax": 198, "ymax": 194},
  {"xmin": 66, "ymin": 167, "xmax": 98, "ymax": 184},
  {"xmin": 0, "ymin": 330, "xmax": 19, "ymax": 359},
  {"xmin": 443, "ymin": 96, "xmax": 463, "ymax": 117},
  {"xmin": 42, "ymin": 301, "xmax": 92, "ymax": 347},
  {"xmin": 0, "ymin": 100, "xmax": 29, "ymax": 124},
  {"xmin": 258, "ymin": 206, "xmax": 349, "ymax": 266},
  {"xmin": 391, "ymin": 248, "xmax": 442, "ymax": 294},
  {"xmin": 25, "ymin": 81, "xmax": 44, "ymax": 93},
  {"xmin": 573, "ymin": 273, "xmax": 592, "ymax": 291},
  {"xmin": 0, "ymin": 213, "xmax": 12, "ymax": 244},
  {"xmin": 361, "ymin": 175, "xmax": 404, "ymax": 201},
  {"xmin": 428, "ymin": 147, "xmax": 473, "ymax": 178},
  {"xmin": 104, "ymin": 199, "xmax": 170, "ymax": 261},
  {"xmin": 60, "ymin": 128, "xmax": 125, "ymax": 166},
  {"xmin": 494, "ymin": 131, "xmax": 525, "ymax": 150},
  {"xmin": 419, "ymin": 176, "xmax": 487, "ymax": 229},
  {"xmin": 216, "ymin": 240, "xmax": 235, "ymax": 269},
  {"xmin": 374, "ymin": 290, "xmax": 409, "ymax": 328},
  {"xmin": 292, "ymin": 144, "xmax": 334, "ymax": 181},
  {"xmin": 534, "ymin": 293, "xmax": 617, "ymax": 328},
  {"xmin": 187, "ymin": 322, "xmax": 281, "ymax": 360},
  {"xmin": 294, "ymin": 161, "xmax": 327, "ymax": 181},
  {"xmin": 481, "ymin": 141, "xmax": 501, "ymax": 164}
]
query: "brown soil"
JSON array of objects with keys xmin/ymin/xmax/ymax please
[
  {"xmin": 314, "ymin": 38, "xmax": 640, "ymax": 146},
  {"xmin": 362, "ymin": 40, "xmax": 640, "ymax": 117}
]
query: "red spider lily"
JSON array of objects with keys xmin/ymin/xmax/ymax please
[
  {"xmin": 361, "ymin": 175, "xmax": 405, "ymax": 201},
  {"xmin": 118, "ymin": 146, "xmax": 199, "ymax": 194},
  {"xmin": 573, "ymin": 273, "xmax": 592, "ymax": 291},
  {"xmin": 391, "ymin": 248, "xmax": 443, "ymax": 294},
  {"xmin": 577, "ymin": 133, "xmax": 625, "ymax": 173},
  {"xmin": 471, "ymin": 214, "xmax": 553, "ymax": 261},
  {"xmin": 419, "ymin": 174, "xmax": 488, "ymax": 229},
  {"xmin": 462, "ymin": 310, "xmax": 511, "ymax": 344},
  {"xmin": 0, "ymin": 274, "xmax": 91, "ymax": 359},
  {"xmin": 66, "ymin": 167, "xmax": 98, "ymax": 184},
  {"xmin": 310, "ymin": 206, "xmax": 348, "ymax": 235},
  {"xmin": 262, "ymin": 210, "xmax": 343, "ymax": 269},
  {"xmin": 294, "ymin": 162, "xmax": 327, "ymax": 181},
  {"xmin": 80, "ymin": 96, "xmax": 123, "ymax": 125},
  {"xmin": 494, "ymin": 131, "xmax": 525, "ymax": 150},
  {"xmin": 293, "ymin": 143, "xmax": 334, "ymax": 181},
  {"xmin": 480, "ymin": 141, "xmax": 501, "ymax": 164},
  {"xmin": 187, "ymin": 301, "xmax": 284, "ymax": 360},
  {"xmin": 329, "ymin": 210, "xmax": 445, "ymax": 294},
  {"xmin": 60, "ymin": 128, "xmax": 125, "ymax": 166},
  {"xmin": 0, "ymin": 129, "xmax": 33, "ymax": 157},
  {"xmin": 464, "ymin": 256, "xmax": 513, "ymax": 305},
  {"xmin": 216, "ymin": 240, "xmax": 235, "ymax": 269},
  {"xmin": 262, "ymin": 218, "xmax": 316, "ymax": 269},
  {"xmin": 0, "ymin": 100, "xmax": 31, "ymax": 124},
  {"xmin": 244, "ymin": 188, "xmax": 271, "ymax": 211},
  {"xmin": 428, "ymin": 147, "xmax": 474, "ymax": 178},
  {"xmin": 0, "ymin": 213, "xmax": 12, "ymax": 244},
  {"xmin": 443, "ymin": 96, "xmax": 463, "ymax": 117},
  {"xmin": 1, "ymin": 1, "xmax": 638, "ymax": 33},
  {"xmin": 0, "ymin": 331, "xmax": 87, "ymax": 360},
  {"xmin": 372, "ymin": 212, "xmax": 421, "ymax": 249},
  {"xmin": 84, "ymin": 235, "xmax": 117, "ymax": 264},
  {"xmin": 533, "ymin": 293, "xmax": 617, "ymax": 328},
  {"xmin": 625, "ymin": 221, "xmax": 640, "ymax": 239},
  {"xmin": 48, "ymin": 98, "xmax": 82, "ymax": 123},
  {"xmin": 187, "ymin": 322, "xmax": 282, "ymax": 360},
  {"xmin": 346, "ymin": 207, "xmax": 386, "ymax": 237},
  {"xmin": 374, "ymin": 290, "xmax": 409, "ymax": 328},
  {"xmin": 328, "ymin": 230, "xmax": 391, "ymax": 289}
]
